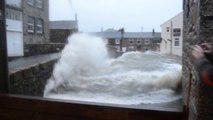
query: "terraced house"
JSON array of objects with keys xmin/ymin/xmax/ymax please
[{"xmin": 94, "ymin": 30, "xmax": 161, "ymax": 53}]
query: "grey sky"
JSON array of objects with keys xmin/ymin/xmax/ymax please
[{"xmin": 50, "ymin": 0, "xmax": 183, "ymax": 32}]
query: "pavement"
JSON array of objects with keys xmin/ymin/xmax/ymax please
[{"xmin": 9, "ymin": 52, "xmax": 61, "ymax": 72}]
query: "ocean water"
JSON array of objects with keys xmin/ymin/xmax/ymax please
[{"xmin": 44, "ymin": 33, "xmax": 182, "ymax": 105}]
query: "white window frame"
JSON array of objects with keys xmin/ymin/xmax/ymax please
[
  {"xmin": 27, "ymin": 16, "xmax": 35, "ymax": 33},
  {"xmin": 36, "ymin": 19, "xmax": 43, "ymax": 34},
  {"xmin": 129, "ymin": 39, "xmax": 134, "ymax": 45},
  {"xmin": 115, "ymin": 46, "xmax": 120, "ymax": 52},
  {"xmin": 115, "ymin": 39, "xmax": 120, "ymax": 44},
  {"xmin": 6, "ymin": 9, "xmax": 22, "ymax": 21},
  {"xmin": 166, "ymin": 27, "xmax": 170, "ymax": 32},
  {"xmin": 36, "ymin": 0, "xmax": 43, "ymax": 8},
  {"xmin": 145, "ymin": 39, "xmax": 150, "ymax": 45},
  {"xmin": 128, "ymin": 46, "xmax": 135, "ymax": 50},
  {"xmin": 174, "ymin": 38, "xmax": 180, "ymax": 46},
  {"xmin": 173, "ymin": 28, "xmax": 181, "ymax": 36},
  {"xmin": 122, "ymin": 47, "xmax": 127, "ymax": 52},
  {"xmin": 137, "ymin": 39, "xmax": 141, "ymax": 45},
  {"xmin": 28, "ymin": 0, "xmax": 35, "ymax": 6}
]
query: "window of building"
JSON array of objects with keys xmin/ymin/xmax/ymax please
[
  {"xmin": 137, "ymin": 39, "xmax": 141, "ymax": 45},
  {"xmin": 122, "ymin": 47, "xmax": 127, "ymax": 52},
  {"xmin": 36, "ymin": 0, "xmax": 43, "ymax": 8},
  {"xmin": 115, "ymin": 46, "xmax": 120, "ymax": 52},
  {"xmin": 27, "ymin": 16, "xmax": 35, "ymax": 33},
  {"xmin": 174, "ymin": 38, "xmax": 180, "ymax": 46},
  {"xmin": 115, "ymin": 39, "xmax": 120, "ymax": 44},
  {"xmin": 166, "ymin": 27, "xmax": 170, "ymax": 32},
  {"xmin": 128, "ymin": 46, "xmax": 134, "ymax": 50},
  {"xmin": 28, "ymin": 0, "xmax": 35, "ymax": 6},
  {"xmin": 145, "ymin": 47, "xmax": 149, "ymax": 51},
  {"xmin": 145, "ymin": 39, "xmax": 150, "ymax": 45},
  {"xmin": 129, "ymin": 39, "xmax": 134, "ymax": 44},
  {"xmin": 6, "ymin": 9, "xmax": 22, "ymax": 21},
  {"xmin": 36, "ymin": 19, "xmax": 43, "ymax": 34},
  {"xmin": 173, "ymin": 28, "xmax": 181, "ymax": 36}
]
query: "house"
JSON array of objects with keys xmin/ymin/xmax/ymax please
[
  {"xmin": 23, "ymin": 0, "xmax": 49, "ymax": 44},
  {"xmin": 6, "ymin": 0, "xmax": 24, "ymax": 57},
  {"xmin": 6, "ymin": 0, "xmax": 50, "ymax": 57},
  {"xmin": 160, "ymin": 12, "xmax": 183, "ymax": 56},
  {"xmin": 50, "ymin": 20, "xmax": 78, "ymax": 43},
  {"xmin": 93, "ymin": 30, "xmax": 161, "ymax": 53}
]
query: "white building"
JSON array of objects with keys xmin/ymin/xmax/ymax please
[
  {"xmin": 6, "ymin": 0, "xmax": 24, "ymax": 57},
  {"xmin": 160, "ymin": 12, "xmax": 183, "ymax": 56}
]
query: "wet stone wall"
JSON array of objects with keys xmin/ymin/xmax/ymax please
[
  {"xmin": 9, "ymin": 60, "xmax": 56, "ymax": 96},
  {"xmin": 24, "ymin": 43, "xmax": 65, "ymax": 57},
  {"xmin": 183, "ymin": 0, "xmax": 213, "ymax": 120}
]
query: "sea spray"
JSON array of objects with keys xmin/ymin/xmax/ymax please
[
  {"xmin": 44, "ymin": 33, "xmax": 109, "ymax": 95},
  {"xmin": 44, "ymin": 33, "xmax": 182, "ymax": 105}
]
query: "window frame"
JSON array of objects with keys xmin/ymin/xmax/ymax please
[
  {"xmin": 36, "ymin": 0, "xmax": 43, "ymax": 9},
  {"xmin": 27, "ymin": 16, "xmax": 35, "ymax": 33},
  {"xmin": 137, "ymin": 39, "xmax": 142, "ymax": 45},
  {"xmin": 145, "ymin": 39, "xmax": 150, "ymax": 45},
  {"xmin": 115, "ymin": 39, "xmax": 120, "ymax": 44},
  {"xmin": 129, "ymin": 39, "xmax": 134, "ymax": 45},
  {"xmin": 166, "ymin": 27, "xmax": 170, "ymax": 32},
  {"xmin": 173, "ymin": 28, "xmax": 181, "ymax": 37},
  {"xmin": 36, "ymin": 18, "xmax": 43, "ymax": 34},
  {"xmin": 28, "ymin": 0, "xmax": 35, "ymax": 6},
  {"xmin": 174, "ymin": 38, "xmax": 180, "ymax": 46}
]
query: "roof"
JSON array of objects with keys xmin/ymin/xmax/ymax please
[
  {"xmin": 50, "ymin": 20, "xmax": 78, "ymax": 30},
  {"xmin": 90, "ymin": 32, "xmax": 161, "ymax": 39}
]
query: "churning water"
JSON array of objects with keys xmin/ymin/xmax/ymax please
[{"xmin": 44, "ymin": 33, "xmax": 182, "ymax": 105}]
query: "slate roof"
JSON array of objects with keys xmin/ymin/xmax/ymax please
[
  {"xmin": 91, "ymin": 32, "xmax": 161, "ymax": 39},
  {"xmin": 50, "ymin": 20, "xmax": 78, "ymax": 30}
]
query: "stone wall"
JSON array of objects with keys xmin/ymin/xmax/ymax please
[
  {"xmin": 9, "ymin": 60, "xmax": 57, "ymax": 96},
  {"xmin": 24, "ymin": 43, "xmax": 65, "ymax": 57},
  {"xmin": 50, "ymin": 29, "xmax": 77, "ymax": 43},
  {"xmin": 183, "ymin": 0, "xmax": 213, "ymax": 120}
]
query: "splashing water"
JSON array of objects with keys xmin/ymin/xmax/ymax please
[{"xmin": 44, "ymin": 33, "xmax": 182, "ymax": 105}]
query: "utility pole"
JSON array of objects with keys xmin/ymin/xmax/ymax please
[
  {"xmin": 0, "ymin": 0, "xmax": 9, "ymax": 93},
  {"xmin": 119, "ymin": 28, "xmax": 124, "ymax": 53}
]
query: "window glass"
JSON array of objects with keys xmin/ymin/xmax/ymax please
[
  {"xmin": 28, "ymin": 0, "xmax": 35, "ymax": 6},
  {"xmin": 173, "ymin": 28, "xmax": 181, "ymax": 36},
  {"xmin": 36, "ymin": 0, "xmax": 43, "ymax": 8},
  {"xmin": 36, "ymin": 19, "xmax": 43, "ymax": 34},
  {"xmin": 174, "ymin": 38, "xmax": 180, "ymax": 46},
  {"xmin": 28, "ymin": 16, "xmax": 35, "ymax": 33}
]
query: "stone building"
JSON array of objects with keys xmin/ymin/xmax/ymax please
[
  {"xmin": 160, "ymin": 12, "xmax": 183, "ymax": 56},
  {"xmin": 94, "ymin": 31, "xmax": 161, "ymax": 53},
  {"xmin": 22, "ymin": 0, "xmax": 49, "ymax": 44},
  {"xmin": 50, "ymin": 20, "xmax": 78, "ymax": 43},
  {"xmin": 6, "ymin": 0, "xmax": 51, "ymax": 57},
  {"xmin": 5, "ymin": 0, "xmax": 24, "ymax": 57}
]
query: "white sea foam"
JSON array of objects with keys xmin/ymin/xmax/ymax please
[{"xmin": 44, "ymin": 33, "xmax": 182, "ymax": 105}]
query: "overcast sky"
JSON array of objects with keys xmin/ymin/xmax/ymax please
[{"xmin": 49, "ymin": 0, "xmax": 183, "ymax": 32}]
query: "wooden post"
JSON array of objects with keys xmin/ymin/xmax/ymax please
[{"xmin": 0, "ymin": 0, "xmax": 9, "ymax": 93}]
